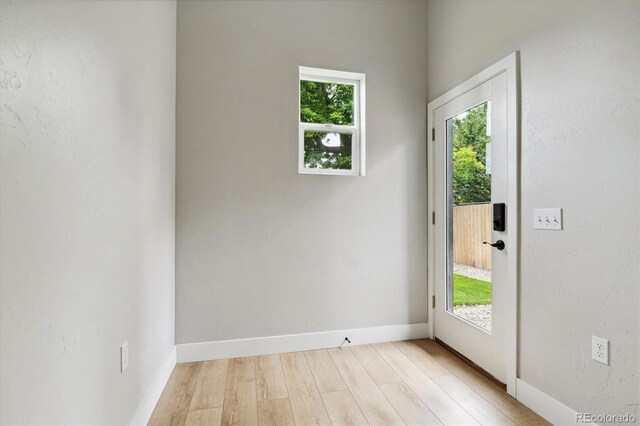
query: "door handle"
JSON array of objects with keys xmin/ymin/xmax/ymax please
[{"xmin": 483, "ymin": 240, "xmax": 505, "ymax": 250}]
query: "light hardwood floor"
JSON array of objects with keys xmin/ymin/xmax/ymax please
[{"xmin": 149, "ymin": 339, "xmax": 548, "ymax": 425}]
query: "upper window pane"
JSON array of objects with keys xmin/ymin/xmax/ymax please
[{"xmin": 300, "ymin": 80, "xmax": 354, "ymax": 126}]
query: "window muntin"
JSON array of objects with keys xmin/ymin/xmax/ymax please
[{"xmin": 299, "ymin": 67, "xmax": 365, "ymax": 176}]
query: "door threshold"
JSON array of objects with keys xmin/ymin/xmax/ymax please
[{"xmin": 435, "ymin": 337, "xmax": 506, "ymax": 390}]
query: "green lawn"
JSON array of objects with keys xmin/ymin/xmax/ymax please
[{"xmin": 453, "ymin": 274, "xmax": 492, "ymax": 306}]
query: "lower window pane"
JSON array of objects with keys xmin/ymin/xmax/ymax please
[{"xmin": 304, "ymin": 131, "xmax": 352, "ymax": 170}]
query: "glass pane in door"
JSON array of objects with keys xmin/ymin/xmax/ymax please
[{"xmin": 446, "ymin": 101, "xmax": 492, "ymax": 332}]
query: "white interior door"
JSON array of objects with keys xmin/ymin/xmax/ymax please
[{"xmin": 433, "ymin": 72, "xmax": 509, "ymax": 383}]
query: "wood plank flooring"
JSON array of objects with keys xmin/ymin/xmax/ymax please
[{"xmin": 149, "ymin": 339, "xmax": 548, "ymax": 425}]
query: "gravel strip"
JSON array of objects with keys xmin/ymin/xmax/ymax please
[
  {"xmin": 453, "ymin": 304, "xmax": 492, "ymax": 332},
  {"xmin": 454, "ymin": 263, "xmax": 491, "ymax": 282}
]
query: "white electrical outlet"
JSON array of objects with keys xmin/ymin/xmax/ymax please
[
  {"xmin": 121, "ymin": 341, "xmax": 129, "ymax": 372},
  {"xmin": 533, "ymin": 208, "xmax": 563, "ymax": 230},
  {"xmin": 591, "ymin": 335, "xmax": 609, "ymax": 365}
]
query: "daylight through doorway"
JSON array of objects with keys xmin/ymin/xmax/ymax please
[{"xmin": 447, "ymin": 101, "xmax": 492, "ymax": 332}]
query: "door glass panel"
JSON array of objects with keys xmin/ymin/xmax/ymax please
[{"xmin": 446, "ymin": 101, "xmax": 492, "ymax": 332}]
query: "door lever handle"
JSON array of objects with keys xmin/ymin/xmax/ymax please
[{"xmin": 483, "ymin": 240, "xmax": 505, "ymax": 250}]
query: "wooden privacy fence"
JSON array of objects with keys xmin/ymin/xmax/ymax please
[{"xmin": 453, "ymin": 203, "xmax": 492, "ymax": 270}]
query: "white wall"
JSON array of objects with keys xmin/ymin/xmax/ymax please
[
  {"xmin": 428, "ymin": 0, "xmax": 639, "ymax": 418},
  {"xmin": 176, "ymin": 0, "xmax": 429, "ymax": 344},
  {"xmin": 0, "ymin": 1, "xmax": 176, "ymax": 423}
]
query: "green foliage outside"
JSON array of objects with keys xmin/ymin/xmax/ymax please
[
  {"xmin": 300, "ymin": 81, "xmax": 354, "ymax": 169},
  {"xmin": 453, "ymin": 274, "xmax": 492, "ymax": 306},
  {"xmin": 452, "ymin": 102, "xmax": 491, "ymax": 204}
]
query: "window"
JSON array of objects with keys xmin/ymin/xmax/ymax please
[{"xmin": 299, "ymin": 66, "xmax": 365, "ymax": 176}]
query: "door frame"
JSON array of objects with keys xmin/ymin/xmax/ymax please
[{"xmin": 427, "ymin": 52, "xmax": 520, "ymax": 396}]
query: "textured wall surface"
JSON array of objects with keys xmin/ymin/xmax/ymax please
[
  {"xmin": 428, "ymin": 0, "xmax": 639, "ymax": 417},
  {"xmin": 176, "ymin": 0, "xmax": 429, "ymax": 344},
  {"xmin": 0, "ymin": 1, "xmax": 176, "ymax": 423}
]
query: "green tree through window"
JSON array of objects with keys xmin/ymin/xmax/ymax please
[
  {"xmin": 452, "ymin": 102, "xmax": 491, "ymax": 204},
  {"xmin": 300, "ymin": 81, "xmax": 354, "ymax": 169}
]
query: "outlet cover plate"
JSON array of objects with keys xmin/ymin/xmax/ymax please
[
  {"xmin": 534, "ymin": 208, "xmax": 563, "ymax": 230},
  {"xmin": 591, "ymin": 335, "xmax": 609, "ymax": 365}
]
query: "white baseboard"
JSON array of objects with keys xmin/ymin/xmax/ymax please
[
  {"xmin": 177, "ymin": 322, "xmax": 430, "ymax": 363},
  {"xmin": 130, "ymin": 346, "xmax": 177, "ymax": 425},
  {"xmin": 516, "ymin": 378, "xmax": 583, "ymax": 425}
]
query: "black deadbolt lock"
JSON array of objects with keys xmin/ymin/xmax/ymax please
[{"xmin": 493, "ymin": 203, "xmax": 506, "ymax": 232}]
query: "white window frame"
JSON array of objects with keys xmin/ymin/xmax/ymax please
[{"xmin": 298, "ymin": 66, "xmax": 366, "ymax": 176}]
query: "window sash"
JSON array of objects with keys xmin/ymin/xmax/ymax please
[
  {"xmin": 299, "ymin": 79, "xmax": 360, "ymax": 128},
  {"xmin": 299, "ymin": 126, "xmax": 359, "ymax": 175}
]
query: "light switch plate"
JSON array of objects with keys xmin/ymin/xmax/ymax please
[{"xmin": 534, "ymin": 208, "xmax": 562, "ymax": 230}]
